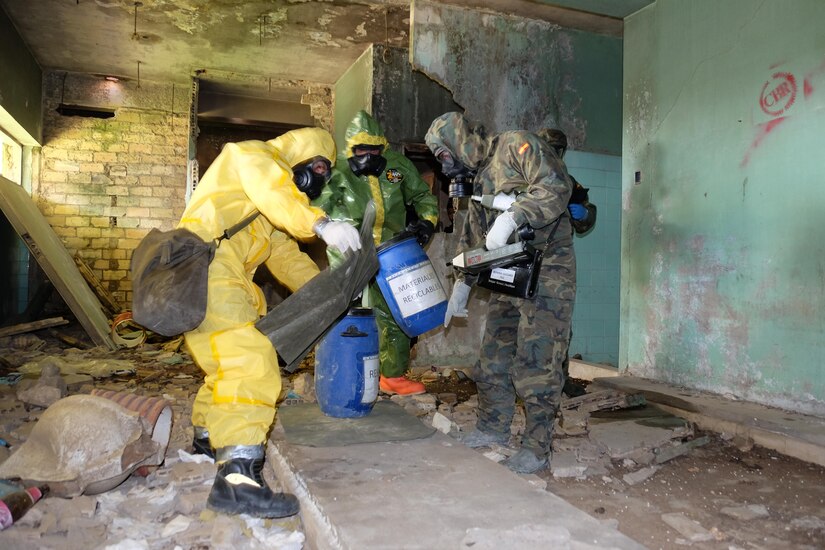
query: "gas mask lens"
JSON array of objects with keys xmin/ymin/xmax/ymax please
[
  {"xmin": 292, "ymin": 156, "xmax": 331, "ymax": 199},
  {"xmin": 436, "ymin": 148, "xmax": 473, "ymax": 198}
]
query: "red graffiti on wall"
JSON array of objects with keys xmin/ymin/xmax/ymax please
[
  {"xmin": 759, "ymin": 72, "xmax": 797, "ymax": 116},
  {"xmin": 803, "ymin": 58, "xmax": 825, "ymax": 99},
  {"xmin": 740, "ymin": 117, "xmax": 786, "ymax": 168}
]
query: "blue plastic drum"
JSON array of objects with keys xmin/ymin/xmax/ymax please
[
  {"xmin": 375, "ymin": 235, "xmax": 448, "ymax": 338},
  {"xmin": 315, "ymin": 308, "xmax": 380, "ymax": 418}
]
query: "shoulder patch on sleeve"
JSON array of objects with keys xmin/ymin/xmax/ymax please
[
  {"xmin": 518, "ymin": 142, "xmax": 530, "ymax": 155},
  {"xmin": 386, "ymin": 168, "xmax": 404, "ymax": 183}
]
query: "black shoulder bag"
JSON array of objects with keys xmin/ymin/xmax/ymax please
[{"xmin": 130, "ymin": 211, "xmax": 260, "ymax": 336}]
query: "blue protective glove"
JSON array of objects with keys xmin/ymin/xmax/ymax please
[{"xmin": 568, "ymin": 203, "xmax": 587, "ymax": 221}]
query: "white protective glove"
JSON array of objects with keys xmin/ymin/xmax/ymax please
[
  {"xmin": 444, "ymin": 281, "xmax": 472, "ymax": 328},
  {"xmin": 485, "ymin": 210, "xmax": 518, "ymax": 250},
  {"xmin": 472, "ymin": 192, "xmax": 516, "ymax": 212},
  {"xmin": 315, "ymin": 219, "xmax": 362, "ymax": 254}
]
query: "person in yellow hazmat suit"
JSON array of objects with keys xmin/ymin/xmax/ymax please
[
  {"xmin": 313, "ymin": 110, "xmax": 439, "ymax": 395},
  {"xmin": 178, "ymin": 127, "xmax": 361, "ymax": 518}
]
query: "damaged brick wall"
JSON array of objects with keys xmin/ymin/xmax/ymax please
[{"xmin": 37, "ymin": 71, "xmax": 189, "ymax": 307}]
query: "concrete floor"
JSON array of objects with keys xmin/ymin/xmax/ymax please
[{"xmin": 268, "ymin": 420, "xmax": 646, "ymax": 550}]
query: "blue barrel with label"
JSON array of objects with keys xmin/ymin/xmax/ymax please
[
  {"xmin": 375, "ymin": 235, "xmax": 448, "ymax": 338},
  {"xmin": 315, "ymin": 308, "xmax": 380, "ymax": 418}
]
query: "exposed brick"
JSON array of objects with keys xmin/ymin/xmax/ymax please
[
  {"xmin": 77, "ymin": 227, "xmax": 101, "ymax": 238},
  {"xmin": 67, "ymin": 173, "xmax": 94, "ymax": 184},
  {"xmin": 106, "ymin": 185, "xmax": 130, "ymax": 196},
  {"xmin": 108, "ymin": 165, "xmax": 128, "ymax": 177},
  {"xmin": 52, "ymin": 160, "xmax": 80, "ymax": 172},
  {"xmin": 129, "ymin": 143, "xmax": 153, "ymax": 154},
  {"xmin": 67, "ymin": 151, "xmax": 95, "ymax": 162},
  {"xmin": 90, "ymin": 216, "xmax": 111, "ymax": 228},
  {"xmin": 117, "ymin": 217, "xmax": 142, "ymax": 229},
  {"xmin": 65, "ymin": 216, "xmax": 88, "ymax": 227},
  {"xmin": 103, "ymin": 269, "xmax": 127, "ymax": 280},
  {"xmin": 63, "ymin": 237, "xmax": 90, "ymax": 249},
  {"xmin": 93, "ymin": 152, "xmax": 118, "ymax": 163},
  {"xmin": 42, "ymin": 171, "xmax": 67, "ymax": 183},
  {"xmin": 150, "ymin": 208, "xmax": 175, "ymax": 219},
  {"xmin": 104, "ymin": 207, "xmax": 128, "ymax": 217},
  {"xmin": 139, "ymin": 196, "xmax": 164, "ymax": 207},
  {"xmin": 125, "ymin": 207, "xmax": 151, "ymax": 218},
  {"xmin": 78, "ymin": 163, "xmax": 106, "ymax": 173}
]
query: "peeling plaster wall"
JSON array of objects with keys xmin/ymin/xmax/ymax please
[
  {"xmin": 410, "ymin": 1, "xmax": 621, "ymax": 154},
  {"xmin": 0, "ymin": 5, "xmax": 42, "ymax": 144},
  {"xmin": 622, "ymin": 0, "xmax": 825, "ymax": 416},
  {"xmin": 371, "ymin": 45, "xmax": 461, "ymax": 147}
]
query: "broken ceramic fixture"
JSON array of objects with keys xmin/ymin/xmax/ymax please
[{"xmin": 0, "ymin": 393, "xmax": 171, "ymax": 497}]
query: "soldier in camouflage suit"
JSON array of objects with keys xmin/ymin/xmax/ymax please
[
  {"xmin": 537, "ymin": 128, "xmax": 597, "ymax": 398},
  {"xmin": 425, "ymin": 112, "xmax": 576, "ymax": 474}
]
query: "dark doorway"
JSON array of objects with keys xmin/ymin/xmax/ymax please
[{"xmin": 196, "ymin": 119, "xmax": 303, "ymax": 179}]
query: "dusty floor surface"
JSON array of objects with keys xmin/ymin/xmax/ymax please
[
  {"xmin": 543, "ymin": 432, "xmax": 825, "ymax": 549},
  {"xmin": 0, "ymin": 328, "xmax": 824, "ymax": 549}
]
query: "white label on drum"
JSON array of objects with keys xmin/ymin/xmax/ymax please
[
  {"xmin": 386, "ymin": 260, "xmax": 447, "ymax": 318},
  {"xmin": 362, "ymin": 354, "xmax": 379, "ymax": 403},
  {"xmin": 490, "ymin": 267, "xmax": 516, "ymax": 283}
]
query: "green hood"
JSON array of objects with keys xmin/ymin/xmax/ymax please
[{"xmin": 343, "ymin": 110, "xmax": 389, "ymax": 160}]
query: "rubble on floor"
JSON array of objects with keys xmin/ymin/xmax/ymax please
[{"xmin": 0, "ymin": 333, "xmax": 305, "ymax": 549}]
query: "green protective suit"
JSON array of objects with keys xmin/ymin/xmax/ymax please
[
  {"xmin": 313, "ymin": 111, "xmax": 438, "ymax": 378},
  {"xmin": 180, "ymin": 127, "xmax": 333, "ymax": 450}
]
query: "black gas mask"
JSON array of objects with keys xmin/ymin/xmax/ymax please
[
  {"xmin": 292, "ymin": 156, "xmax": 332, "ymax": 200},
  {"xmin": 348, "ymin": 145, "xmax": 387, "ymax": 177},
  {"xmin": 435, "ymin": 147, "xmax": 474, "ymax": 198}
]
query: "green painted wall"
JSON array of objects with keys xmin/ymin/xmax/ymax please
[
  {"xmin": 333, "ymin": 46, "xmax": 373, "ymax": 153},
  {"xmin": 0, "ymin": 5, "xmax": 42, "ymax": 144},
  {"xmin": 622, "ymin": 0, "xmax": 825, "ymax": 416},
  {"xmin": 410, "ymin": 1, "xmax": 622, "ymax": 154}
]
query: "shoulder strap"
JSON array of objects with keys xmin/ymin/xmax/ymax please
[{"xmin": 216, "ymin": 210, "xmax": 260, "ymax": 244}]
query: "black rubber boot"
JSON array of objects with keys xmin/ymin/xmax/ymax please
[
  {"xmin": 207, "ymin": 458, "xmax": 299, "ymax": 518},
  {"xmin": 192, "ymin": 436, "xmax": 215, "ymax": 459},
  {"xmin": 563, "ymin": 380, "xmax": 587, "ymax": 398}
]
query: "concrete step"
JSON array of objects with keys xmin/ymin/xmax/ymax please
[
  {"xmin": 593, "ymin": 376, "xmax": 825, "ymax": 467},
  {"xmin": 267, "ymin": 419, "xmax": 646, "ymax": 550}
]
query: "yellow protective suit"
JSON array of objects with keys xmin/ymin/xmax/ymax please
[{"xmin": 179, "ymin": 128, "xmax": 334, "ymax": 450}]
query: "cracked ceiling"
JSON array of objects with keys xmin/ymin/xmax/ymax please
[{"xmin": 1, "ymin": 1, "xmax": 652, "ymax": 100}]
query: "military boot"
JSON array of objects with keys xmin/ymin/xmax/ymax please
[{"xmin": 207, "ymin": 446, "xmax": 299, "ymax": 518}]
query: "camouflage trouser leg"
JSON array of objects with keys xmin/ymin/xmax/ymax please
[
  {"xmin": 475, "ymin": 298, "xmax": 520, "ymax": 437},
  {"xmin": 475, "ymin": 294, "xmax": 573, "ymax": 457},
  {"xmin": 562, "ymin": 327, "xmax": 573, "ymax": 382}
]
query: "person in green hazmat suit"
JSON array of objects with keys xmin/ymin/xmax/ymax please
[
  {"xmin": 179, "ymin": 127, "xmax": 361, "ymax": 518},
  {"xmin": 313, "ymin": 110, "xmax": 439, "ymax": 396}
]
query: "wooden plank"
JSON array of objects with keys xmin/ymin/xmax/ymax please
[
  {"xmin": 0, "ymin": 317, "xmax": 68, "ymax": 338},
  {"xmin": 561, "ymin": 389, "xmax": 646, "ymax": 413},
  {"xmin": 0, "ymin": 176, "xmax": 116, "ymax": 349},
  {"xmin": 74, "ymin": 254, "xmax": 123, "ymax": 315}
]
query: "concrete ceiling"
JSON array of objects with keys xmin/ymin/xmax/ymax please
[{"xmin": 1, "ymin": 0, "xmax": 652, "ymax": 99}]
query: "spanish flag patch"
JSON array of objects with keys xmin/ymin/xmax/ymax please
[{"xmin": 519, "ymin": 142, "xmax": 530, "ymax": 155}]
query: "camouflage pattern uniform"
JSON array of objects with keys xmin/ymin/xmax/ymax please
[
  {"xmin": 426, "ymin": 112, "xmax": 576, "ymax": 459},
  {"xmin": 313, "ymin": 111, "xmax": 438, "ymax": 378}
]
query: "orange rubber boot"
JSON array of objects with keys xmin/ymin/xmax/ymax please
[{"xmin": 379, "ymin": 375, "xmax": 426, "ymax": 396}]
